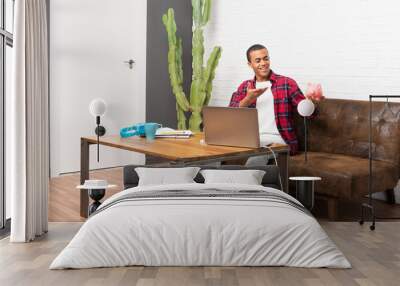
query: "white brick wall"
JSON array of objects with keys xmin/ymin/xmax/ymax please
[{"xmin": 204, "ymin": 0, "xmax": 400, "ymax": 106}]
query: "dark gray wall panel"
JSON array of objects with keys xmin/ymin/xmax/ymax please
[{"xmin": 146, "ymin": 0, "xmax": 192, "ymax": 128}]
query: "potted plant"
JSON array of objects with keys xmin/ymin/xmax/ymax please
[{"xmin": 162, "ymin": 0, "xmax": 222, "ymax": 131}]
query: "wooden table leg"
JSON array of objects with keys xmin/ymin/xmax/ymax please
[
  {"xmin": 80, "ymin": 138, "xmax": 90, "ymax": 218},
  {"xmin": 277, "ymin": 150, "xmax": 289, "ymax": 193}
]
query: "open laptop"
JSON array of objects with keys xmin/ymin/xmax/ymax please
[{"xmin": 202, "ymin": 106, "xmax": 260, "ymax": 148}]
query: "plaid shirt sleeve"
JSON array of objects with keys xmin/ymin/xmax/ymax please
[
  {"xmin": 229, "ymin": 80, "xmax": 256, "ymax": 108},
  {"xmin": 287, "ymin": 78, "xmax": 305, "ymax": 106}
]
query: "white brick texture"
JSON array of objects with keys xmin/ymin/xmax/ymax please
[{"xmin": 204, "ymin": 0, "xmax": 400, "ymax": 106}]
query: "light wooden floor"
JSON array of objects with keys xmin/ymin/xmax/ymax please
[
  {"xmin": 1, "ymin": 221, "xmax": 400, "ymax": 286},
  {"xmin": 49, "ymin": 168, "xmax": 124, "ymax": 222}
]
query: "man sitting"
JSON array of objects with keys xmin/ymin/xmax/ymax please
[{"xmin": 229, "ymin": 44, "xmax": 323, "ymax": 164}]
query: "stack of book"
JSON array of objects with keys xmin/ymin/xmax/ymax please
[{"xmin": 155, "ymin": 128, "xmax": 193, "ymax": 139}]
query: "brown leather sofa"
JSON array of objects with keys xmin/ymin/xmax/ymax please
[{"xmin": 290, "ymin": 98, "xmax": 400, "ymax": 220}]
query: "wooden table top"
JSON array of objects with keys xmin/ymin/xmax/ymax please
[{"xmin": 82, "ymin": 133, "xmax": 288, "ymax": 162}]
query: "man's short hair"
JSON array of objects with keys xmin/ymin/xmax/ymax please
[{"xmin": 246, "ymin": 44, "xmax": 267, "ymax": 62}]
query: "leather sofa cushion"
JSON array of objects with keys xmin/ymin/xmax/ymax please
[
  {"xmin": 294, "ymin": 99, "xmax": 400, "ymax": 166},
  {"xmin": 290, "ymin": 152, "xmax": 398, "ymax": 200}
]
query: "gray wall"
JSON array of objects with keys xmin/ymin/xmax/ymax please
[{"xmin": 146, "ymin": 0, "xmax": 192, "ymax": 128}]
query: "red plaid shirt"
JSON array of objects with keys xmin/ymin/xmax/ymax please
[{"xmin": 229, "ymin": 71, "xmax": 307, "ymax": 155}]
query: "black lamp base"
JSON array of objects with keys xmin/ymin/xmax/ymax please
[
  {"xmin": 94, "ymin": 116, "xmax": 106, "ymax": 162},
  {"xmin": 95, "ymin": 125, "xmax": 106, "ymax": 136}
]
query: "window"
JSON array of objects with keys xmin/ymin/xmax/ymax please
[
  {"xmin": 0, "ymin": 0, "xmax": 14, "ymax": 233},
  {"xmin": 5, "ymin": 0, "xmax": 14, "ymax": 33}
]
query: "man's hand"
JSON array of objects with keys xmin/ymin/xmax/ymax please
[
  {"xmin": 305, "ymin": 93, "xmax": 325, "ymax": 103},
  {"xmin": 239, "ymin": 83, "xmax": 267, "ymax": 107},
  {"xmin": 305, "ymin": 83, "xmax": 325, "ymax": 103}
]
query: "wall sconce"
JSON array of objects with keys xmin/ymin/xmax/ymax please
[{"xmin": 89, "ymin": 99, "xmax": 107, "ymax": 162}]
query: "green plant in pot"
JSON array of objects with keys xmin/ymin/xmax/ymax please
[{"xmin": 162, "ymin": 0, "xmax": 222, "ymax": 131}]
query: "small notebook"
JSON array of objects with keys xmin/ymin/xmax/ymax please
[{"xmin": 155, "ymin": 127, "xmax": 193, "ymax": 138}]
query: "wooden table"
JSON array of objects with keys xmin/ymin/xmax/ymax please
[{"xmin": 80, "ymin": 133, "xmax": 289, "ymax": 217}]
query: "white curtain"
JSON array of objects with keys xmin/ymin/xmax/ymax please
[{"xmin": 10, "ymin": 0, "xmax": 49, "ymax": 242}]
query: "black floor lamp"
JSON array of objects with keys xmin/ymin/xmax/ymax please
[
  {"xmin": 89, "ymin": 99, "xmax": 107, "ymax": 162},
  {"xmin": 359, "ymin": 95, "xmax": 400, "ymax": 231},
  {"xmin": 297, "ymin": 99, "xmax": 315, "ymax": 162}
]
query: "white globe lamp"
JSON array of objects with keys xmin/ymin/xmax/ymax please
[
  {"xmin": 89, "ymin": 99, "xmax": 107, "ymax": 117},
  {"xmin": 89, "ymin": 99, "xmax": 107, "ymax": 162},
  {"xmin": 298, "ymin": 99, "xmax": 315, "ymax": 117},
  {"xmin": 297, "ymin": 99, "xmax": 315, "ymax": 162}
]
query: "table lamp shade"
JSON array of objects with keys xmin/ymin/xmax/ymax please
[
  {"xmin": 89, "ymin": 98, "xmax": 107, "ymax": 117},
  {"xmin": 89, "ymin": 98, "xmax": 107, "ymax": 162},
  {"xmin": 297, "ymin": 99, "xmax": 315, "ymax": 117}
]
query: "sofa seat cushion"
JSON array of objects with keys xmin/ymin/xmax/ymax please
[{"xmin": 290, "ymin": 152, "xmax": 398, "ymax": 200}]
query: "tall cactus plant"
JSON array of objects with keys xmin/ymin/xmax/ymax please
[{"xmin": 162, "ymin": 0, "xmax": 222, "ymax": 131}]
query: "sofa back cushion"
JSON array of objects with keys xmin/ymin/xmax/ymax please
[{"xmin": 295, "ymin": 98, "xmax": 400, "ymax": 165}]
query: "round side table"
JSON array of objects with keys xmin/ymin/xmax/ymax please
[
  {"xmin": 289, "ymin": 176, "xmax": 321, "ymax": 210},
  {"xmin": 77, "ymin": 180, "xmax": 117, "ymax": 217}
]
